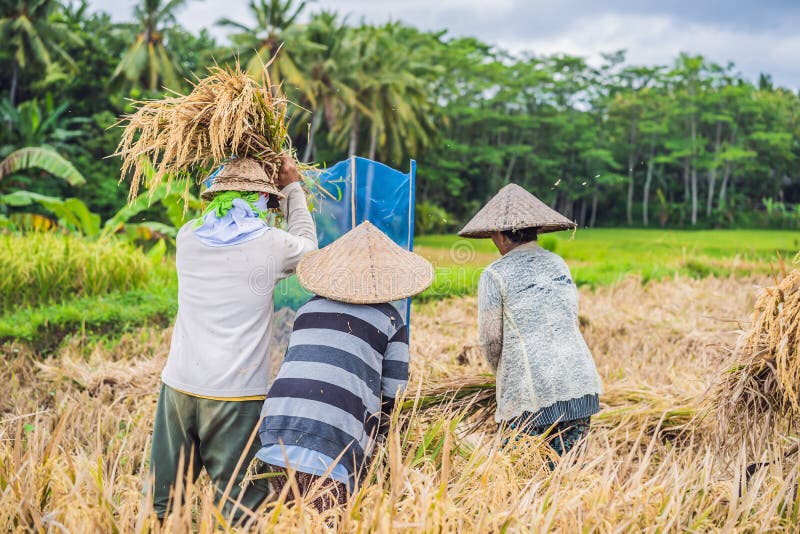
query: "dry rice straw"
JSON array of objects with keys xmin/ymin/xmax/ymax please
[
  {"xmin": 114, "ymin": 61, "xmax": 290, "ymax": 203},
  {"xmin": 712, "ymin": 255, "xmax": 800, "ymax": 450},
  {"xmin": 403, "ymin": 375, "xmax": 697, "ymax": 439}
]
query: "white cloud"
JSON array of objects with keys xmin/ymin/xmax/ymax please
[{"xmin": 502, "ymin": 13, "xmax": 800, "ymax": 88}]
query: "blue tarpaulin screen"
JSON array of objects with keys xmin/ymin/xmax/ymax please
[{"xmin": 274, "ymin": 157, "xmax": 417, "ymax": 322}]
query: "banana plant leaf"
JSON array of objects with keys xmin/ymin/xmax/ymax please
[{"xmin": 0, "ymin": 147, "xmax": 86, "ymax": 186}]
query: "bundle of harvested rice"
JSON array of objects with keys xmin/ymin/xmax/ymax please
[
  {"xmin": 403, "ymin": 375, "xmax": 698, "ymax": 440},
  {"xmin": 712, "ymin": 258, "xmax": 800, "ymax": 447},
  {"xmin": 403, "ymin": 375, "xmax": 496, "ymax": 419},
  {"xmin": 114, "ymin": 61, "xmax": 290, "ymax": 202},
  {"xmin": 399, "ymin": 376, "xmax": 497, "ymax": 435},
  {"xmin": 592, "ymin": 385, "xmax": 698, "ymax": 440}
]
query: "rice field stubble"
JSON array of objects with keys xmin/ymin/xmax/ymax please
[{"xmin": 3, "ymin": 275, "xmax": 800, "ymax": 532}]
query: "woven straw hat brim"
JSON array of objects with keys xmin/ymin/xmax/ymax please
[
  {"xmin": 201, "ymin": 178, "xmax": 284, "ymax": 201},
  {"xmin": 458, "ymin": 183, "xmax": 575, "ymax": 238},
  {"xmin": 458, "ymin": 220, "xmax": 575, "ymax": 238},
  {"xmin": 201, "ymin": 158, "xmax": 285, "ymax": 201},
  {"xmin": 296, "ymin": 221, "xmax": 434, "ymax": 304}
]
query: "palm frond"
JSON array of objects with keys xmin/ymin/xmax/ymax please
[{"xmin": 215, "ymin": 17, "xmax": 250, "ymax": 32}]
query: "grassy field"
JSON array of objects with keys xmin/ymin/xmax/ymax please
[
  {"xmin": 6, "ymin": 275, "xmax": 800, "ymax": 531},
  {"xmin": 2, "ymin": 229, "xmax": 798, "ymax": 349},
  {"xmin": 0, "ymin": 233, "xmax": 169, "ymax": 312},
  {"xmin": 416, "ymin": 228, "xmax": 800, "ymax": 299},
  {"xmin": 0, "ymin": 234, "xmax": 177, "ymax": 350}
]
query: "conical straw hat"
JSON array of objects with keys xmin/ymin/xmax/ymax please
[
  {"xmin": 296, "ymin": 221, "xmax": 434, "ymax": 304},
  {"xmin": 201, "ymin": 158, "xmax": 284, "ymax": 201},
  {"xmin": 458, "ymin": 183, "xmax": 575, "ymax": 238}
]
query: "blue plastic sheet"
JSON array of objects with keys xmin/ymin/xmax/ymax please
[
  {"xmin": 274, "ymin": 157, "xmax": 417, "ymax": 322},
  {"xmin": 315, "ymin": 157, "xmax": 416, "ymax": 249}
]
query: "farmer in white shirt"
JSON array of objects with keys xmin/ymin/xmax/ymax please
[
  {"xmin": 149, "ymin": 155, "xmax": 317, "ymax": 519},
  {"xmin": 459, "ymin": 184, "xmax": 603, "ymax": 459}
]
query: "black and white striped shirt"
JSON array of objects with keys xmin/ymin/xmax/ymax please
[{"xmin": 258, "ymin": 296, "xmax": 408, "ymax": 480}]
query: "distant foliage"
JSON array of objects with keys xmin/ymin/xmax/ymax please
[
  {"xmin": 0, "ymin": 0, "xmax": 798, "ymax": 232},
  {"xmin": 415, "ymin": 201, "xmax": 454, "ymax": 235}
]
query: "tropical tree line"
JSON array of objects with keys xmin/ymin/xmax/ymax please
[{"xmin": 1, "ymin": 0, "xmax": 798, "ymax": 235}]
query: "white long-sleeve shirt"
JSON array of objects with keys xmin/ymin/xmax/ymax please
[{"xmin": 162, "ymin": 182, "xmax": 317, "ymax": 398}]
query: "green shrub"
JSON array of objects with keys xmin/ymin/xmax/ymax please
[
  {"xmin": 415, "ymin": 202, "xmax": 454, "ymax": 235},
  {"xmin": 0, "ymin": 233, "xmax": 166, "ymax": 312}
]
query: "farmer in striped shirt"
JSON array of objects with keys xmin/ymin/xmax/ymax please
[{"xmin": 255, "ymin": 222, "xmax": 434, "ymax": 512}]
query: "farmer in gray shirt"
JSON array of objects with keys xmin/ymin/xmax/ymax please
[
  {"xmin": 149, "ymin": 155, "xmax": 317, "ymax": 519},
  {"xmin": 459, "ymin": 184, "xmax": 603, "ymax": 458}
]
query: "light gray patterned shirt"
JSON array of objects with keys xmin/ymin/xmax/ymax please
[{"xmin": 478, "ymin": 242, "xmax": 603, "ymax": 422}]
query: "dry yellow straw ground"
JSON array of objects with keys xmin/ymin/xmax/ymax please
[{"xmin": 4, "ymin": 276, "xmax": 800, "ymax": 532}]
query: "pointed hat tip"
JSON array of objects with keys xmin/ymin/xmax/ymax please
[
  {"xmin": 296, "ymin": 220, "xmax": 433, "ymax": 304},
  {"xmin": 457, "ymin": 182, "xmax": 576, "ymax": 237}
]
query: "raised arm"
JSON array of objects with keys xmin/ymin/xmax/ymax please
[
  {"xmin": 478, "ymin": 268, "xmax": 503, "ymax": 372},
  {"xmin": 276, "ymin": 157, "xmax": 318, "ymax": 278}
]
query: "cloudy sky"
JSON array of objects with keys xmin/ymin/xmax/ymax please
[{"xmin": 90, "ymin": 0, "xmax": 800, "ymax": 88}]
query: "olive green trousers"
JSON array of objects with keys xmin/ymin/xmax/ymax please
[{"xmin": 149, "ymin": 384, "xmax": 270, "ymax": 519}]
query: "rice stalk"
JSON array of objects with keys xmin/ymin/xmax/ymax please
[
  {"xmin": 401, "ymin": 375, "xmax": 497, "ymax": 433},
  {"xmin": 403, "ymin": 375, "xmax": 700, "ymax": 441},
  {"xmin": 6, "ymin": 275, "xmax": 795, "ymax": 531},
  {"xmin": 711, "ymin": 261, "xmax": 800, "ymax": 451},
  {"xmin": 0, "ymin": 233, "xmax": 161, "ymax": 312},
  {"xmin": 114, "ymin": 61, "xmax": 291, "ymax": 203}
]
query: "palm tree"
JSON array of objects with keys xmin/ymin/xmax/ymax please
[
  {"xmin": 113, "ymin": 0, "xmax": 189, "ymax": 92},
  {"xmin": 0, "ymin": 0, "xmax": 83, "ymax": 105},
  {"xmin": 216, "ymin": 0, "xmax": 314, "ymax": 94},
  {"xmin": 331, "ymin": 23, "xmax": 439, "ymax": 164},
  {"xmin": 297, "ymin": 11, "xmax": 359, "ymax": 162},
  {"xmin": 368, "ymin": 24, "xmax": 439, "ymax": 162}
]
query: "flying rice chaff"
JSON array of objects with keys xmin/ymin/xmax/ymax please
[
  {"xmin": 113, "ymin": 60, "xmax": 290, "ymax": 204},
  {"xmin": 711, "ymin": 254, "xmax": 800, "ymax": 453}
]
